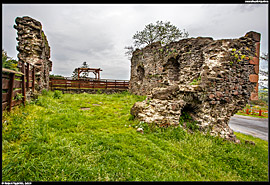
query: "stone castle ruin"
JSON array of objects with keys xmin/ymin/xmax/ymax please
[
  {"xmin": 14, "ymin": 16, "xmax": 52, "ymax": 93},
  {"xmin": 12, "ymin": 16, "xmax": 261, "ymax": 142},
  {"xmin": 129, "ymin": 31, "xmax": 261, "ymax": 142}
]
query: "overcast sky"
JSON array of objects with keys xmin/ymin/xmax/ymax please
[{"xmin": 2, "ymin": 4, "xmax": 269, "ymax": 80}]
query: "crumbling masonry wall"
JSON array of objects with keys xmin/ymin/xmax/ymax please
[
  {"xmin": 14, "ymin": 16, "xmax": 52, "ymax": 93},
  {"xmin": 129, "ymin": 31, "xmax": 260, "ymax": 142}
]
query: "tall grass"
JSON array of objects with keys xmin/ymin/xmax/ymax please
[{"xmin": 2, "ymin": 91, "xmax": 268, "ymax": 181}]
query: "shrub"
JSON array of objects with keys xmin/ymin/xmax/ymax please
[
  {"xmin": 41, "ymin": 89, "xmax": 49, "ymax": 96},
  {"xmin": 53, "ymin": 90, "xmax": 63, "ymax": 99},
  {"xmin": 2, "ymin": 50, "xmax": 19, "ymax": 71}
]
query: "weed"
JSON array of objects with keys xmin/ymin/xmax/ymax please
[
  {"xmin": 53, "ymin": 90, "xmax": 63, "ymax": 99},
  {"xmin": 13, "ymin": 93, "xmax": 24, "ymax": 101},
  {"xmin": 41, "ymin": 89, "xmax": 49, "ymax": 96},
  {"xmin": 96, "ymin": 89, "xmax": 102, "ymax": 94},
  {"xmin": 189, "ymin": 76, "xmax": 201, "ymax": 85},
  {"xmin": 179, "ymin": 112, "xmax": 199, "ymax": 131}
]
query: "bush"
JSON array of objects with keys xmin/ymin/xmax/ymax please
[
  {"xmin": 41, "ymin": 89, "xmax": 49, "ymax": 96},
  {"xmin": 2, "ymin": 50, "xmax": 19, "ymax": 71},
  {"xmin": 53, "ymin": 90, "xmax": 63, "ymax": 99}
]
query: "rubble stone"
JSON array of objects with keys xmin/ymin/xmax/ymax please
[
  {"xmin": 14, "ymin": 16, "xmax": 52, "ymax": 93},
  {"xmin": 129, "ymin": 31, "xmax": 261, "ymax": 143}
]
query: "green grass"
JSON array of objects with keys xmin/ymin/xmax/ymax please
[
  {"xmin": 236, "ymin": 103, "xmax": 268, "ymax": 119},
  {"xmin": 2, "ymin": 91, "xmax": 268, "ymax": 181},
  {"xmin": 235, "ymin": 112, "xmax": 268, "ymax": 119}
]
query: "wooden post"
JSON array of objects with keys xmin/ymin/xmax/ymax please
[
  {"xmin": 8, "ymin": 73, "xmax": 15, "ymax": 111},
  {"xmin": 21, "ymin": 62, "xmax": 26, "ymax": 106},
  {"xmin": 52, "ymin": 79, "xmax": 55, "ymax": 90},
  {"xmin": 246, "ymin": 108, "xmax": 249, "ymax": 115},
  {"xmin": 115, "ymin": 80, "xmax": 116, "ymax": 89},
  {"xmin": 106, "ymin": 80, "xmax": 107, "ymax": 89},
  {"xmin": 32, "ymin": 65, "xmax": 35, "ymax": 92},
  {"xmin": 78, "ymin": 68, "xmax": 80, "ymax": 80},
  {"xmin": 26, "ymin": 62, "xmax": 30, "ymax": 91},
  {"xmin": 259, "ymin": 109, "xmax": 262, "ymax": 116}
]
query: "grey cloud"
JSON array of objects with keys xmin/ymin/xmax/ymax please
[
  {"xmin": 236, "ymin": 4, "xmax": 263, "ymax": 12},
  {"xmin": 3, "ymin": 4, "xmax": 268, "ymax": 81}
]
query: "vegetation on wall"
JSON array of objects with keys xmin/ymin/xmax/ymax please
[{"xmin": 2, "ymin": 49, "xmax": 19, "ymax": 71}]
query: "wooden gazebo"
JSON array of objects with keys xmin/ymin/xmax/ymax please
[{"xmin": 77, "ymin": 68, "xmax": 102, "ymax": 80}]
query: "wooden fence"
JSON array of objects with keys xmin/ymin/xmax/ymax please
[
  {"xmin": 244, "ymin": 108, "xmax": 268, "ymax": 117},
  {"xmin": 2, "ymin": 62, "xmax": 36, "ymax": 112},
  {"xmin": 49, "ymin": 78, "xmax": 129, "ymax": 90}
]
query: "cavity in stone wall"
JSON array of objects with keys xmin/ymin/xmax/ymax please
[{"xmin": 129, "ymin": 31, "xmax": 261, "ymax": 143}]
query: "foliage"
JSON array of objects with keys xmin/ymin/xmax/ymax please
[
  {"xmin": 53, "ymin": 90, "xmax": 63, "ymax": 99},
  {"xmin": 179, "ymin": 112, "xmax": 199, "ymax": 131},
  {"xmin": 96, "ymin": 89, "xmax": 102, "ymax": 94},
  {"xmin": 71, "ymin": 61, "xmax": 90, "ymax": 79},
  {"xmin": 13, "ymin": 93, "xmax": 24, "ymax": 101},
  {"xmin": 258, "ymin": 90, "xmax": 268, "ymax": 104},
  {"xmin": 236, "ymin": 102, "xmax": 268, "ymax": 119},
  {"xmin": 41, "ymin": 31, "xmax": 49, "ymax": 49},
  {"xmin": 125, "ymin": 20, "xmax": 189, "ymax": 56},
  {"xmin": 2, "ymin": 49, "xmax": 19, "ymax": 71},
  {"xmin": 259, "ymin": 53, "xmax": 268, "ymax": 89},
  {"xmin": 2, "ymin": 92, "xmax": 268, "ymax": 181},
  {"xmin": 41, "ymin": 89, "xmax": 49, "ymax": 96},
  {"xmin": 260, "ymin": 52, "xmax": 269, "ymax": 62},
  {"xmin": 189, "ymin": 76, "xmax": 201, "ymax": 85},
  {"xmin": 71, "ymin": 68, "xmax": 78, "ymax": 79},
  {"xmin": 49, "ymin": 74, "xmax": 65, "ymax": 79},
  {"xmin": 229, "ymin": 48, "xmax": 250, "ymax": 65}
]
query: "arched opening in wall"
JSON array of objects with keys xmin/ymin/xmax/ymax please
[
  {"xmin": 181, "ymin": 93, "xmax": 200, "ymax": 121},
  {"xmin": 180, "ymin": 103, "xmax": 199, "ymax": 130},
  {"xmin": 181, "ymin": 104, "xmax": 195, "ymax": 117},
  {"xmin": 137, "ymin": 66, "xmax": 145, "ymax": 81},
  {"xmin": 163, "ymin": 57, "xmax": 180, "ymax": 82}
]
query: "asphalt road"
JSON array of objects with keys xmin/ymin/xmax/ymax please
[{"xmin": 228, "ymin": 115, "xmax": 268, "ymax": 141}]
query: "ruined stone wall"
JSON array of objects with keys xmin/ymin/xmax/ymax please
[
  {"xmin": 14, "ymin": 16, "xmax": 52, "ymax": 93},
  {"xmin": 129, "ymin": 31, "xmax": 260, "ymax": 143}
]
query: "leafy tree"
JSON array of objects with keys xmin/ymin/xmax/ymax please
[
  {"xmin": 125, "ymin": 20, "xmax": 189, "ymax": 57},
  {"xmin": 259, "ymin": 53, "xmax": 268, "ymax": 89},
  {"xmin": 255, "ymin": 52, "xmax": 268, "ymax": 104},
  {"xmin": 80, "ymin": 61, "xmax": 90, "ymax": 78},
  {"xmin": 2, "ymin": 49, "xmax": 19, "ymax": 71},
  {"xmin": 71, "ymin": 61, "xmax": 90, "ymax": 79},
  {"xmin": 50, "ymin": 74, "xmax": 64, "ymax": 79}
]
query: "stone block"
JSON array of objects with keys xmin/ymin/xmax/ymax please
[
  {"xmin": 249, "ymin": 74, "xmax": 258, "ymax": 83},
  {"xmin": 254, "ymin": 83, "xmax": 259, "ymax": 93},
  {"xmin": 254, "ymin": 65, "xmax": 259, "ymax": 74},
  {"xmin": 14, "ymin": 16, "xmax": 52, "ymax": 93},
  {"xmin": 250, "ymin": 92, "xmax": 258, "ymax": 100},
  {"xmin": 245, "ymin": 31, "xmax": 261, "ymax": 42},
  {"xmin": 129, "ymin": 31, "xmax": 261, "ymax": 143},
  {"xmin": 249, "ymin": 57, "xmax": 259, "ymax": 65},
  {"xmin": 256, "ymin": 42, "xmax": 260, "ymax": 56}
]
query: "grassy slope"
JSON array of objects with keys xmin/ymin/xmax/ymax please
[{"xmin": 2, "ymin": 91, "xmax": 268, "ymax": 181}]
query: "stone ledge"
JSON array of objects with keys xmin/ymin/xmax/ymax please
[{"xmin": 178, "ymin": 85, "xmax": 203, "ymax": 92}]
